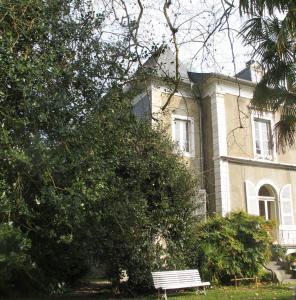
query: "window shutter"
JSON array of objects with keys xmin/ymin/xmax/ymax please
[
  {"xmin": 280, "ymin": 184, "xmax": 294, "ymax": 226},
  {"xmin": 245, "ymin": 180, "xmax": 259, "ymax": 215}
]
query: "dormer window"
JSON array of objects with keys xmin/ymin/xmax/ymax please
[{"xmin": 172, "ymin": 114, "xmax": 195, "ymax": 157}]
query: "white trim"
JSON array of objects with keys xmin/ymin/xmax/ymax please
[
  {"xmin": 255, "ymin": 179, "xmax": 279, "ymax": 196},
  {"xmin": 279, "ymin": 184, "xmax": 296, "ymax": 246},
  {"xmin": 251, "ymin": 111, "xmax": 277, "ymax": 161},
  {"xmin": 211, "ymin": 92, "xmax": 230, "ymax": 216},
  {"xmin": 202, "ymin": 78, "xmax": 254, "ymax": 99},
  {"xmin": 280, "ymin": 184, "xmax": 294, "ymax": 227},
  {"xmin": 220, "ymin": 159, "xmax": 230, "ymax": 214},
  {"xmin": 256, "ymin": 180, "xmax": 279, "ymax": 222},
  {"xmin": 171, "ymin": 114, "xmax": 195, "ymax": 157},
  {"xmin": 220, "ymin": 155, "xmax": 296, "ymax": 170},
  {"xmin": 245, "ymin": 180, "xmax": 259, "ymax": 215}
]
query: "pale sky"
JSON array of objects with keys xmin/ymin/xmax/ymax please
[{"xmin": 95, "ymin": 0, "xmax": 251, "ymax": 76}]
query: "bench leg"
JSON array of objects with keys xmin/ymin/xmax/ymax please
[
  {"xmin": 203, "ymin": 286, "xmax": 206, "ymax": 295},
  {"xmin": 162, "ymin": 289, "xmax": 167, "ymax": 300},
  {"xmin": 196, "ymin": 287, "xmax": 206, "ymax": 296}
]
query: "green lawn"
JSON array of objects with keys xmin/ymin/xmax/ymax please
[
  {"xmin": 144, "ymin": 285, "xmax": 295, "ymax": 300},
  {"xmin": 5, "ymin": 284, "xmax": 295, "ymax": 300}
]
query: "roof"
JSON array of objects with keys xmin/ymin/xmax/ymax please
[
  {"xmin": 235, "ymin": 66, "xmax": 252, "ymax": 81},
  {"xmin": 141, "ymin": 48, "xmax": 256, "ymax": 88},
  {"xmin": 142, "ymin": 47, "xmax": 190, "ymax": 82},
  {"xmin": 188, "ymin": 70, "xmax": 256, "ymax": 88}
]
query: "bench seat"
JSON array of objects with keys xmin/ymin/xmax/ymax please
[{"xmin": 152, "ymin": 269, "xmax": 210, "ymax": 299}]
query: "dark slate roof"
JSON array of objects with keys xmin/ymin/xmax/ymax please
[
  {"xmin": 188, "ymin": 72, "xmax": 211, "ymax": 84},
  {"xmin": 141, "ymin": 48, "xmax": 254, "ymax": 86},
  {"xmin": 143, "ymin": 47, "xmax": 190, "ymax": 82},
  {"xmin": 188, "ymin": 69, "xmax": 255, "ymax": 88},
  {"xmin": 235, "ymin": 66, "xmax": 252, "ymax": 81}
]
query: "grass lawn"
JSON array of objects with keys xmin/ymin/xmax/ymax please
[
  {"xmin": 5, "ymin": 284, "xmax": 295, "ymax": 300},
  {"xmin": 141, "ymin": 285, "xmax": 295, "ymax": 300}
]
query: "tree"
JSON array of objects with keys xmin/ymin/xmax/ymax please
[
  {"xmin": 91, "ymin": 98, "xmax": 198, "ymax": 294},
  {"xmin": 0, "ymin": 0, "xmax": 198, "ymax": 294},
  {"xmin": 239, "ymin": 0, "xmax": 296, "ymax": 149}
]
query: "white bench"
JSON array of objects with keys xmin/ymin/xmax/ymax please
[{"xmin": 151, "ymin": 269, "xmax": 210, "ymax": 299}]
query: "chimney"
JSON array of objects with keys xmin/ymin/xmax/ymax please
[{"xmin": 246, "ymin": 60, "xmax": 263, "ymax": 83}]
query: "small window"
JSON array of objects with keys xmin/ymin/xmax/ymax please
[
  {"xmin": 254, "ymin": 118, "xmax": 272, "ymax": 159},
  {"xmin": 172, "ymin": 115, "xmax": 194, "ymax": 157}
]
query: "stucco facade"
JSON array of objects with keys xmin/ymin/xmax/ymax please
[{"xmin": 133, "ymin": 49, "xmax": 296, "ymax": 250}]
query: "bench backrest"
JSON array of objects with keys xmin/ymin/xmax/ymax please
[{"xmin": 151, "ymin": 269, "xmax": 202, "ymax": 289}]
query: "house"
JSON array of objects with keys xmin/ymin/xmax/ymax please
[{"xmin": 132, "ymin": 48, "xmax": 296, "ymax": 253}]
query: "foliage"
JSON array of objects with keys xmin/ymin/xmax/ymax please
[
  {"xmin": 189, "ymin": 212, "xmax": 273, "ymax": 284},
  {"xmin": 272, "ymin": 244, "xmax": 287, "ymax": 262},
  {"xmin": 88, "ymin": 98, "xmax": 198, "ymax": 294},
  {"xmin": 0, "ymin": 223, "xmax": 31, "ymax": 293},
  {"xmin": 0, "ymin": 0, "xmax": 198, "ymax": 295},
  {"xmin": 239, "ymin": 0, "xmax": 296, "ymax": 149}
]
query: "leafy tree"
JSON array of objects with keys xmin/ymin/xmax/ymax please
[
  {"xmin": 0, "ymin": 0, "xmax": 198, "ymax": 294},
  {"xmin": 189, "ymin": 212, "xmax": 272, "ymax": 284},
  {"xmin": 79, "ymin": 96, "xmax": 198, "ymax": 294},
  {"xmin": 0, "ymin": 223, "xmax": 31, "ymax": 293},
  {"xmin": 239, "ymin": 0, "xmax": 296, "ymax": 149}
]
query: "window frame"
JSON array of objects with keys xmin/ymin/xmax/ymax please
[
  {"xmin": 171, "ymin": 114, "xmax": 195, "ymax": 157},
  {"xmin": 251, "ymin": 111, "xmax": 275, "ymax": 161}
]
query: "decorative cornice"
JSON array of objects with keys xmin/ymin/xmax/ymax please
[
  {"xmin": 220, "ymin": 155, "xmax": 296, "ymax": 171},
  {"xmin": 201, "ymin": 77, "xmax": 254, "ymax": 99}
]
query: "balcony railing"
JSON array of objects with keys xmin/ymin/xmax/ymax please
[{"xmin": 278, "ymin": 228, "xmax": 296, "ymax": 246}]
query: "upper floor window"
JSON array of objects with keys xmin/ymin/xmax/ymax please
[
  {"xmin": 172, "ymin": 115, "xmax": 195, "ymax": 157},
  {"xmin": 253, "ymin": 116, "xmax": 273, "ymax": 160}
]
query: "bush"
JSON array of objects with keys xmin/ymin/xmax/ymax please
[
  {"xmin": 272, "ymin": 245, "xmax": 287, "ymax": 261},
  {"xmin": 189, "ymin": 212, "xmax": 273, "ymax": 284},
  {"xmin": 0, "ymin": 223, "xmax": 31, "ymax": 294}
]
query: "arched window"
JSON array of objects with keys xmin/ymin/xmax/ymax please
[{"xmin": 258, "ymin": 185, "xmax": 276, "ymax": 221}]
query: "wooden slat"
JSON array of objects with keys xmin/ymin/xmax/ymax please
[{"xmin": 151, "ymin": 269, "xmax": 210, "ymax": 290}]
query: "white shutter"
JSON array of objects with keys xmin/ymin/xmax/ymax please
[
  {"xmin": 280, "ymin": 184, "xmax": 294, "ymax": 226},
  {"xmin": 245, "ymin": 180, "xmax": 259, "ymax": 215}
]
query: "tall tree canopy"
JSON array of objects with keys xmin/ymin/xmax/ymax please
[
  {"xmin": 0, "ymin": 0, "xmax": 198, "ymax": 295},
  {"xmin": 239, "ymin": 0, "xmax": 296, "ymax": 149}
]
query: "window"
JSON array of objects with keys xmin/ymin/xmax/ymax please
[
  {"xmin": 172, "ymin": 115, "xmax": 194, "ymax": 157},
  {"xmin": 258, "ymin": 185, "xmax": 276, "ymax": 221},
  {"xmin": 254, "ymin": 118, "xmax": 272, "ymax": 159}
]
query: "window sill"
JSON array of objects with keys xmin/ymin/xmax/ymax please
[
  {"xmin": 176, "ymin": 150, "xmax": 195, "ymax": 158},
  {"xmin": 254, "ymin": 156, "xmax": 274, "ymax": 162}
]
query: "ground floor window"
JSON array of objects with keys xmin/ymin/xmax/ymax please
[{"xmin": 258, "ymin": 185, "xmax": 276, "ymax": 221}]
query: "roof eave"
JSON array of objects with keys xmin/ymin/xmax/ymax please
[{"xmin": 195, "ymin": 73, "xmax": 256, "ymax": 88}]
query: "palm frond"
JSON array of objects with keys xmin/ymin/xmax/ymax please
[
  {"xmin": 274, "ymin": 115, "xmax": 296, "ymax": 150},
  {"xmin": 239, "ymin": 0, "xmax": 293, "ymax": 16}
]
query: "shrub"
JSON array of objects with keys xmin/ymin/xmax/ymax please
[
  {"xmin": 272, "ymin": 245, "xmax": 287, "ymax": 261},
  {"xmin": 0, "ymin": 223, "xmax": 31, "ymax": 294},
  {"xmin": 189, "ymin": 211, "xmax": 273, "ymax": 284}
]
